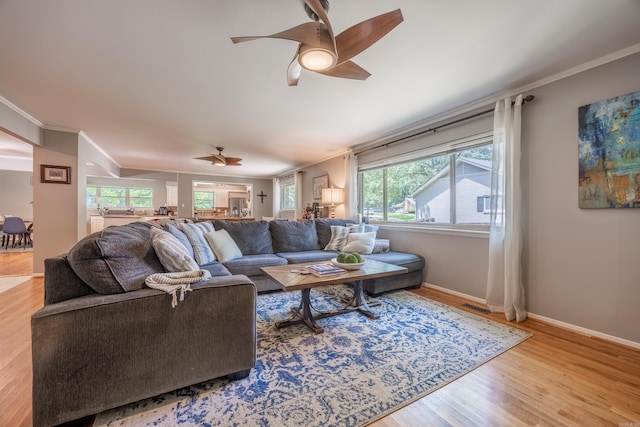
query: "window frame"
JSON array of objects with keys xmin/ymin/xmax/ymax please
[
  {"xmin": 193, "ymin": 190, "xmax": 216, "ymax": 210},
  {"xmin": 358, "ymin": 132, "xmax": 493, "ymax": 232},
  {"xmin": 87, "ymin": 186, "xmax": 154, "ymax": 209}
]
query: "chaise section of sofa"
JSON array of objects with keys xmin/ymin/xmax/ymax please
[{"xmin": 32, "ymin": 222, "xmax": 257, "ymax": 427}]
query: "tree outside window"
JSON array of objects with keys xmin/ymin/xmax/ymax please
[
  {"xmin": 281, "ymin": 184, "xmax": 296, "ymax": 210},
  {"xmin": 194, "ymin": 191, "xmax": 215, "ymax": 209}
]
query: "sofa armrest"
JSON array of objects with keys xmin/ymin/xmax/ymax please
[{"xmin": 32, "ymin": 275, "xmax": 256, "ymax": 427}]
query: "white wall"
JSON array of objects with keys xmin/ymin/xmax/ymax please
[{"xmin": 0, "ymin": 170, "xmax": 33, "ymax": 220}]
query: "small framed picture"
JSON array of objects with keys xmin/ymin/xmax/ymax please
[
  {"xmin": 40, "ymin": 164, "xmax": 71, "ymax": 184},
  {"xmin": 313, "ymin": 174, "xmax": 329, "ymax": 199}
]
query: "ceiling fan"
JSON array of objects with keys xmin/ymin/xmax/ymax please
[
  {"xmin": 195, "ymin": 147, "xmax": 242, "ymax": 167},
  {"xmin": 231, "ymin": 0, "xmax": 403, "ymax": 86}
]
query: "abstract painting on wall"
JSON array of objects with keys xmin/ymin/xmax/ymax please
[{"xmin": 578, "ymin": 90, "xmax": 640, "ymax": 208}]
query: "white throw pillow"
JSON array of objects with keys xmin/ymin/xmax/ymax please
[
  {"xmin": 150, "ymin": 227, "xmax": 207, "ymax": 276},
  {"xmin": 203, "ymin": 229, "xmax": 243, "ymax": 263},
  {"xmin": 341, "ymin": 232, "xmax": 376, "ymax": 254},
  {"xmin": 324, "ymin": 226, "xmax": 351, "ymax": 251}
]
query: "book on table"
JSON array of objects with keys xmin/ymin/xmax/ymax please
[{"xmin": 306, "ymin": 263, "xmax": 346, "ymax": 276}]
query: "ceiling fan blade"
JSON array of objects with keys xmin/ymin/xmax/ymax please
[
  {"xmin": 196, "ymin": 154, "xmax": 226, "ymax": 164},
  {"xmin": 195, "ymin": 155, "xmax": 218, "ymax": 161},
  {"xmin": 316, "ymin": 60, "xmax": 371, "ymax": 80},
  {"xmin": 287, "ymin": 47, "xmax": 302, "ymax": 86},
  {"xmin": 225, "ymin": 157, "xmax": 242, "ymax": 164},
  {"xmin": 335, "ymin": 9, "xmax": 403, "ymax": 64},
  {"xmin": 231, "ymin": 22, "xmax": 321, "ymax": 46},
  {"xmin": 304, "ymin": 0, "xmax": 336, "ymax": 52}
]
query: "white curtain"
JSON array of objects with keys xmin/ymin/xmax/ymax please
[
  {"xmin": 272, "ymin": 177, "xmax": 281, "ymax": 218},
  {"xmin": 295, "ymin": 171, "xmax": 304, "ymax": 217},
  {"xmin": 486, "ymin": 94, "xmax": 527, "ymax": 322},
  {"xmin": 344, "ymin": 150, "xmax": 358, "ymax": 221}
]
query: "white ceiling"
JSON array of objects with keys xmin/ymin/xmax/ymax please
[{"xmin": 1, "ymin": 0, "xmax": 639, "ymax": 177}]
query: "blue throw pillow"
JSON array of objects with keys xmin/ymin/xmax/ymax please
[
  {"xmin": 177, "ymin": 221, "xmax": 216, "ymax": 265},
  {"xmin": 164, "ymin": 222, "xmax": 194, "ymax": 258}
]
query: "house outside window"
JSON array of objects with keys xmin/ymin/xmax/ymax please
[{"xmin": 359, "ymin": 133, "xmax": 493, "ymax": 228}]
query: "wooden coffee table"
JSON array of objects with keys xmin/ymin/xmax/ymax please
[{"xmin": 261, "ymin": 259, "xmax": 408, "ymax": 333}]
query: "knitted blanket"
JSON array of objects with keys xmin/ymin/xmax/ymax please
[{"xmin": 145, "ymin": 270, "xmax": 210, "ymax": 308}]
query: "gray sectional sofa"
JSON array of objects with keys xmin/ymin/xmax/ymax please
[
  {"xmin": 31, "ymin": 218, "xmax": 426, "ymax": 427},
  {"xmin": 186, "ymin": 218, "xmax": 427, "ymax": 295}
]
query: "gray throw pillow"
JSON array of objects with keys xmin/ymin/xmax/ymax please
[{"xmin": 67, "ymin": 224, "xmax": 164, "ymax": 294}]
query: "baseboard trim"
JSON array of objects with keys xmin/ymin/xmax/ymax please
[{"xmin": 421, "ymin": 283, "xmax": 640, "ymax": 351}]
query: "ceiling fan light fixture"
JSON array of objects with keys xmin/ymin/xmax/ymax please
[{"xmin": 298, "ymin": 46, "xmax": 336, "ymax": 71}]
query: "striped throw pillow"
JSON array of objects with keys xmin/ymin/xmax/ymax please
[
  {"xmin": 177, "ymin": 221, "xmax": 216, "ymax": 265},
  {"xmin": 150, "ymin": 227, "xmax": 208, "ymax": 277},
  {"xmin": 324, "ymin": 225, "xmax": 352, "ymax": 251}
]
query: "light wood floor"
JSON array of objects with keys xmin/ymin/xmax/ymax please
[{"xmin": 1, "ymin": 251, "xmax": 639, "ymax": 427}]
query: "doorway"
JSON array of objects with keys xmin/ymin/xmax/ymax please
[{"xmin": 192, "ymin": 181, "xmax": 253, "ymax": 220}]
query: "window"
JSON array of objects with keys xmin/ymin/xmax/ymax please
[
  {"xmin": 359, "ymin": 134, "xmax": 493, "ymax": 228},
  {"xmin": 281, "ymin": 183, "xmax": 296, "ymax": 210},
  {"xmin": 87, "ymin": 186, "xmax": 154, "ymax": 208},
  {"xmin": 194, "ymin": 191, "xmax": 216, "ymax": 209},
  {"xmin": 278, "ymin": 174, "xmax": 296, "ymax": 211}
]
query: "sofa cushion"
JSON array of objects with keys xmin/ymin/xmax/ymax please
[
  {"xmin": 150, "ymin": 227, "xmax": 203, "ymax": 274},
  {"xmin": 199, "ymin": 261, "xmax": 233, "ymax": 277},
  {"xmin": 362, "ymin": 251, "xmax": 425, "ymax": 273},
  {"xmin": 276, "ymin": 250, "xmax": 336, "ymax": 264},
  {"xmin": 315, "ymin": 218, "xmax": 356, "ymax": 249},
  {"xmin": 342, "ymin": 232, "xmax": 376, "ymax": 254},
  {"xmin": 270, "ymin": 219, "xmax": 319, "ymax": 252},
  {"xmin": 204, "ymin": 229, "xmax": 243, "ymax": 263},
  {"xmin": 223, "ymin": 254, "xmax": 288, "ymax": 276},
  {"xmin": 213, "ymin": 220, "xmax": 273, "ymax": 255},
  {"xmin": 164, "ymin": 222, "xmax": 194, "ymax": 258},
  {"xmin": 178, "ymin": 222, "xmax": 216, "ymax": 265},
  {"xmin": 66, "ymin": 223, "xmax": 164, "ymax": 294}
]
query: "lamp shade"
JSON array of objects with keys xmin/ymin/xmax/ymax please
[{"xmin": 322, "ymin": 187, "xmax": 343, "ymax": 205}]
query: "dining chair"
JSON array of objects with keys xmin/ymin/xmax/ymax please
[{"xmin": 2, "ymin": 217, "xmax": 29, "ymax": 248}]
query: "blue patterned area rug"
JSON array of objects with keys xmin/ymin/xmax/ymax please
[{"xmin": 94, "ymin": 285, "xmax": 531, "ymax": 427}]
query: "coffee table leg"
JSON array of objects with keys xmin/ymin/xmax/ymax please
[
  {"xmin": 276, "ymin": 288, "xmax": 325, "ymax": 334},
  {"xmin": 343, "ymin": 280, "xmax": 380, "ymax": 319}
]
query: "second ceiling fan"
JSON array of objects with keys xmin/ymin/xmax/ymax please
[
  {"xmin": 231, "ymin": 0, "xmax": 403, "ymax": 86},
  {"xmin": 195, "ymin": 147, "xmax": 242, "ymax": 167}
]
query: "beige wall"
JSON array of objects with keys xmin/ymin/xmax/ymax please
[{"xmin": 297, "ymin": 154, "xmax": 350, "ymax": 220}]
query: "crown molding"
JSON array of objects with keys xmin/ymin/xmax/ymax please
[
  {"xmin": 353, "ymin": 42, "xmax": 640, "ymax": 153},
  {"xmin": 0, "ymin": 95, "xmax": 43, "ymax": 127}
]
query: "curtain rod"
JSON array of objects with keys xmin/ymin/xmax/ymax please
[{"xmin": 354, "ymin": 94, "xmax": 535, "ymax": 156}]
